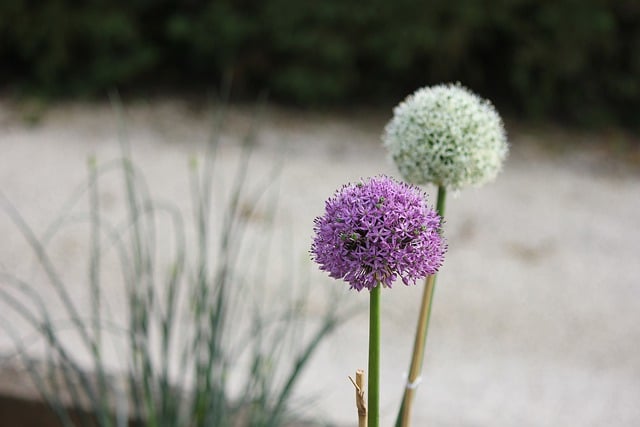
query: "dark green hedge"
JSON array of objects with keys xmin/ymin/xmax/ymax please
[{"xmin": 1, "ymin": 1, "xmax": 638, "ymax": 126}]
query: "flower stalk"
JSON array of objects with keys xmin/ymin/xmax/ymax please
[
  {"xmin": 396, "ymin": 185, "xmax": 446, "ymax": 427},
  {"xmin": 368, "ymin": 284, "xmax": 381, "ymax": 427}
]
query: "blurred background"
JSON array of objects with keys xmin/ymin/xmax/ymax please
[
  {"xmin": 1, "ymin": 1, "xmax": 640, "ymax": 426},
  {"xmin": 1, "ymin": 0, "xmax": 639, "ymax": 128}
]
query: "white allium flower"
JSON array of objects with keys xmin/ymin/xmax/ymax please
[{"xmin": 383, "ymin": 83, "xmax": 508, "ymax": 190}]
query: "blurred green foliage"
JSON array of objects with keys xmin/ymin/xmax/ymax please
[{"xmin": 1, "ymin": 0, "xmax": 638, "ymax": 126}]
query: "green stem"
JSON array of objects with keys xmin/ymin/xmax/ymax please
[
  {"xmin": 368, "ymin": 283, "xmax": 381, "ymax": 427},
  {"xmin": 435, "ymin": 185, "xmax": 446, "ymax": 219},
  {"xmin": 395, "ymin": 185, "xmax": 447, "ymax": 427}
]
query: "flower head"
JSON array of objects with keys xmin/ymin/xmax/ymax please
[
  {"xmin": 311, "ymin": 176, "xmax": 446, "ymax": 291},
  {"xmin": 383, "ymin": 83, "xmax": 508, "ymax": 190}
]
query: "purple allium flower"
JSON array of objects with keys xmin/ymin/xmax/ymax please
[{"xmin": 311, "ymin": 176, "xmax": 446, "ymax": 291}]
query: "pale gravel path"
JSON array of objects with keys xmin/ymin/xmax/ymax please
[{"xmin": 1, "ymin": 100, "xmax": 639, "ymax": 426}]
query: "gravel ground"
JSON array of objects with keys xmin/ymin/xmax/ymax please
[{"xmin": 1, "ymin": 99, "xmax": 639, "ymax": 426}]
